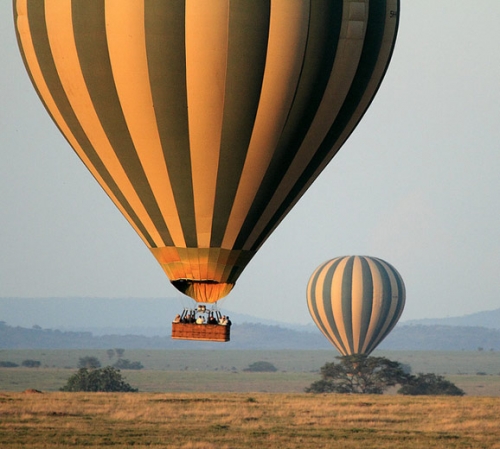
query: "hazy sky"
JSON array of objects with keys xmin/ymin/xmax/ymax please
[{"xmin": 1, "ymin": 2, "xmax": 499, "ymax": 325}]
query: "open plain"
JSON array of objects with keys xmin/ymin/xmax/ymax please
[{"xmin": 2, "ymin": 349, "xmax": 500, "ymax": 395}]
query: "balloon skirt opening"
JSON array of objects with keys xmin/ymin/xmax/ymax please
[{"xmin": 171, "ymin": 279, "xmax": 233, "ymax": 303}]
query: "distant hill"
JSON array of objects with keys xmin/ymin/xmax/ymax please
[
  {"xmin": 3, "ymin": 297, "xmax": 500, "ymax": 335},
  {"xmin": 0, "ymin": 297, "xmax": 293, "ymax": 336},
  {"xmin": 404, "ymin": 308, "xmax": 500, "ymax": 329},
  {"xmin": 381, "ymin": 325, "xmax": 500, "ymax": 351},
  {"xmin": 0, "ymin": 321, "xmax": 330, "ymax": 350},
  {"xmin": 2, "ymin": 298, "xmax": 500, "ymax": 351},
  {"xmin": 1, "ymin": 321, "xmax": 500, "ymax": 351}
]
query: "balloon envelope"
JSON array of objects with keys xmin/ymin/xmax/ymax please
[
  {"xmin": 307, "ymin": 256, "xmax": 405, "ymax": 355},
  {"xmin": 14, "ymin": 0, "xmax": 400, "ymax": 302}
]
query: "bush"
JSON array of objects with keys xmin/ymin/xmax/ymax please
[
  {"xmin": 398, "ymin": 373, "xmax": 465, "ymax": 396},
  {"xmin": 243, "ymin": 361, "xmax": 278, "ymax": 372},
  {"xmin": 77, "ymin": 356, "xmax": 101, "ymax": 369},
  {"xmin": 113, "ymin": 359, "xmax": 144, "ymax": 370},
  {"xmin": 60, "ymin": 366, "xmax": 138, "ymax": 392},
  {"xmin": 21, "ymin": 359, "xmax": 41, "ymax": 368},
  {"xmin": 0, "ymin": 361, "xmax": 19, "ymax": 367}
]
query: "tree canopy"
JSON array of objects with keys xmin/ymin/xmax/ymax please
[
  {"xmin": 21, "ymin": 359, "xmax": 41, "ymax": 368},
  {"xmin": 60, "ymin": 367, "xmax": 137, "ymax": 392},
  {"xmin": 306, "ymin": 355, "xmax": 465, "ymax": 396},
  {"xmin": 77, "ymin": 356, "xmax": 101, "ymax": 370},
  {"xmin": 306, "ymin": 355, "xmax": 408, "ymax": 394},
  {"xmin": 113, "ymin": 359, "xmax": 144, "ymax": 370},
  {"xmin": 398, "ymin": 373, "xmax": 465, "ymax": 396},
  {"xmin": 243, "ymin": 361, "xmax": 278, "ymax": 372}
]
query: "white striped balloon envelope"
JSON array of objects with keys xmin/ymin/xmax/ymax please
[
  {"xmin": 307, "ymin": 256, "xmax": 405, "ymax": 355},
  {"xmin": 14, "ymin": 1, "xmax": 400, "ymax": 304}
]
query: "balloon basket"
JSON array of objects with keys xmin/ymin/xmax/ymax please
[
  {"xmin": 171, "ymin": 322, "xmax": 230, "ymax": 342},
  {"xmin": 171, "ymin": 306, "xmax": 231, "ymax": 342}
]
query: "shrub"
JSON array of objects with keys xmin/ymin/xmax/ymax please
[
  {"xmin": 398, "ymin": 373, "xmax": 465, "ymax": 396},
  {"xmin": 60, "ymin": 366, "xmax": 138, "ymax": 392},
  {"xmin": 113, "ymin": 359, "xmax": 144, "ymax": 370},
  {"xmin": 77, "ymin": 356, "xmax": 101, "ymax": 369},
  {"xmin": 21, "ymin": 359, "xmax": 41, "ymax": 368},
  {"xmin": 243, "ymin": 361, "xmax": 278, "ymax": 372},
  {"xmin": 0, "ymin": 361, "xmax": 19, "ymax": 367}
]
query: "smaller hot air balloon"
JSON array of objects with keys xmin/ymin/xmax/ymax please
[{"xmin": 307, "ymin": 256, "xmax": 405, "ymax": 355}]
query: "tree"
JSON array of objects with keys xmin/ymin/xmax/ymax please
[
  {"xmin": 113, "ymin": 359, "xmax": 144, "ymax": 370},
  {"xmin": 60, "ymin": 367, "xmax": 138, "ymax": 392},
  {"xmin": 106, "ymin": 349, "xmax": 115, "ymax": 360},
  {"xmin": 243, "ymin": 361, "xmax": 278, "ymax": 372},
  {"xmin": 21, "ymin": 359, "xmax": 41, "ymax": 368},
  {"xmin": 0, "ymin": 361, "xmax": 18, "ymax": 367},
  {"xmin": 398, "ymin": 373, "xmax": 465, "ymax": 396},
  {"xmin": 115, "ymin": 348, "xmax": 125, "ymax": 358},
  {"xmin": 77, "ymin": 356, "xmax": 101, "ymax": 369},
  {"xmin": 306, "ymin": 355, "xmax": 409, "ymax": 394}
]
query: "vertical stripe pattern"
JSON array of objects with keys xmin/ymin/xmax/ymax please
[
  {"xmin": 14, "ymin": 0, "xmax": 400, "ymax": 303},
  {"xmin": 307, "ymin": 256, "xmax": 405, "ymax": 355}
]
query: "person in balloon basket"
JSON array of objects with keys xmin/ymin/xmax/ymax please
[
  {"xmin": 196, "ymin": 315, "xmax": 205, "ymax": 325},
  {"xmin": 219, "ymin": 316, "xmax": 231, "ymax": 326}
]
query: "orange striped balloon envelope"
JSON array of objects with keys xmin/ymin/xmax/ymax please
[
  {"xmin": 307, "ymin": 256, "xmax": 405, "ymax": 355},
  {"xmin": 14, "ymin": 1, "xmax": 400, "ymax": 303}
]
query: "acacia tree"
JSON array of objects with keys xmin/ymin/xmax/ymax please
[
  {"xmin": 21, "ymin": 359, "xmax": 41, "ymax": 368},
  {"xmin": 243, "ymin": 361, "xmax": 278, "ymax": 372},
  {"xmin": 77, "ymin": 356, "xmax": 101, "ymax": 369},
  {"xmin": 306, "ymin": 355, "xmax": 410, "ymax": 394}
]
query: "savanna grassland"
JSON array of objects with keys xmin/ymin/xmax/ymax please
[
  {"xmin": 1, "ymin": 350, "xmax": 500, "ymax": 447},
  {"xmin": 1, "ymin": 392, "xmax": 500, "ymax": 448},
  {"xmin": 2, "ymin": 349, "xmax": 500, "ymax": 395}
]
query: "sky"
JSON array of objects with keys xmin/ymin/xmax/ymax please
[{"xmin": 1, "ymin": 1, "xmax": 500, "ymax": 326}]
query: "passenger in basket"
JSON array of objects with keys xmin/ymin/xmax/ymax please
[
  {"xmin": 196, "ymin": 315, "xmax": 205, "ymax": 324},
  {"xmin": 172, "ymin": 314, "xmax": 181, "ymax": 323}
]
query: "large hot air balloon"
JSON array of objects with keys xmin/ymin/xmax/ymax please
[
  {"xmin": 307, "ymin": 256, "xmax": 405, "ymax": 355},
  {"xmin": 14, "ymin": 1, "xmax": 400, "ymax": 304}
]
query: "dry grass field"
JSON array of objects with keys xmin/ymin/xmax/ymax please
[{"xmin": 1, "ymin": 392, "xmax": 500, "ymax": 448}]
